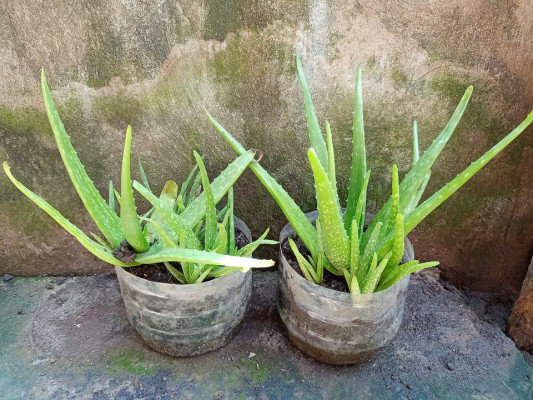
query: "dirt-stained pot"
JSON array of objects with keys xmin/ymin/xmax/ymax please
[
  {"xmin": 277, "ymin": 211, "xmax": 414, "ymax": 365},
  {"xmin": 115, "ymin": 217, "xmax": 252, "ymax": 357}
]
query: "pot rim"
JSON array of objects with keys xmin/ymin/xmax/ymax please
[
  {"xmin": 279, "ymin": 210, "xmax": 413, "ymax": 300},
  {"xmin": 115, "ymin": 264, "xmax": 251, "ymax": 292}
]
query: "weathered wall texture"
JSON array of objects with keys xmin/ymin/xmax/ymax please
[
  {"xmin": 509, "ymin": 256, "xmax": 533, "ymax": 350},
  {"xmin": 0, "ymin": 1, "xmax": 532, "ymax": 295}
]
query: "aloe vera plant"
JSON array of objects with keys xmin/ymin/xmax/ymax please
[
  {"xmin": 208, "ymin": 56, "xmax": 533, "ymax": 293},
  {"xmin": 3, "ymin": 70, "xmax": 275, "ymax": 281}
]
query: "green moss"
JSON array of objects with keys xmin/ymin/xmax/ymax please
[
  {"xmin": 204, "ymin": 0, "xmax": 244, "ymax": 41},
  {"xmin": 93, "ymin": 93, "xmax": 144, "ymax": 127},
  {"xmin": 430, "ymin": 72, "xmax": 469, "ymax": 102},
  {"xmin": 366, "ymin": 56, "xmax": 377, "ymax": 69},
  {"xmin": 107, "ymin": 350, "xmax": 158, "ymax": 376},
  {"xmin": 250, "ymin": 365, "xmax": 269, "ymax": 383},
  {"xmin": 391, "ymin": 67, "xmax": 409, "ymax": 89}
]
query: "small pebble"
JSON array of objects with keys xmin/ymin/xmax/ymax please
[
  {"xmin": 56, "ymin": 277, "xmax": 66, "ymax": 285},
  {"xmin": 213, "ymin": 390, "xmax": 223, "ymax": 400},
  {"xmin": 16, "ymin": 310, "xmax": 25, "ymax": 315},
  {"xmin": 45, "ymin": 283, "xmax": 54, "ymax": 290},
  {"xmin": 446, "ymin": 362, "xmax": 455, "ymax": 371},
  {"xmin": 391, "ymin": 374, "xmax": 398, "ymax": 381},
  {"xmin": 3, "ymin": 274, "xmax": 13, "ymax": 282}
]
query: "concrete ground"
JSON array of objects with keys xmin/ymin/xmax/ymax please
[{"xmin": 0, "ymin": 269, "xmax": 531, "ymax": 400}]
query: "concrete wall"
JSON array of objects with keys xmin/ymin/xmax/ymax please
[{"xmin": 1, "ymin": 1, "xmax": 532, "ymax": 295}]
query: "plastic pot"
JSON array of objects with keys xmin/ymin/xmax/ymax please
[
  {"xmin": 277, "ymin": 211, "xmax": 415, "ymax": 365},
  {"xmin": 115, "ymin": 217, "xmax": 252, "ymax": 357}
]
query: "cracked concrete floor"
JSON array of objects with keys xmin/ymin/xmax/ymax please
[{"xmin": 0, "ymin": 269, "xmax": 531, "ymax": 400}]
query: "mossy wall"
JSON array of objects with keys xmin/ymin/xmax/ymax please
[{"xmin": 0, "ymin": 0, "xmax": 532, "ymax": 295}]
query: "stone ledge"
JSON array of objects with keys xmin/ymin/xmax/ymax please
[{"xmin": 0, "ymin": 269, "xmax": 531, "ymax": 399}]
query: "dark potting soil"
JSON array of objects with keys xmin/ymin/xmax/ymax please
[
  {"xmin": 124, "ymin": 228, "xmax": 250, "ymax": 284},
  {"xmin": 280, "ymin": 236, "xmax": 350, "ymax": 293}
]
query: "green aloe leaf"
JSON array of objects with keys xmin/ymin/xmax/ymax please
[
  {"xmin": 195, "ymin": 267, "xmax": 213, "ymax": 284},
  {"xmin": 141, "ymin": 217, "xmax": 177, "ymax": 247},
  {"xmin": 406, "ymin": 121, "xmax": 430, "ymax": 214},
  {"xmin": 135, "ymin": 246, "xmax": 275, "ymax": 268},
  {"xmin": 41, "ymin": 70, "xmax": 124, "ymax": 247},
  {"xmin": 207, "ymin": 111, "xmax": 318, "ymax": 257},
  {"xmin": 90, "ymin": 233, "xmax": 112, "ymax": 250},
  {"xmin": 360, "ymin": 222, "xmax": 382, "ymax": 281},
  {"xmin": 296, "ymin": 56, "xmax": 328, "ymax": 171},
  {"xmin": 354, "ymin": 170, "xmax": 370, "ymax": 239},
  {"xmin": 387, "ymin": 213, "xmax": 405, "ymax": 269},
  {"xmin": 288, "ymin": 238, "xmax": 318, "ymax": 283},
  {"xmin": 108, "ymin": 181, "xmax": 115, "ymax": 212},
  {"xmin": 186, "ymin": 171, "xmax": 202, "ymax": 206},
  {"xmin": 412, "ymin": 120, "xmax": 420, "ymax": 165},
  {"xmin": 179, "ymin": 161, "xmax": 200, "ymax": 201},
  {"xmin": 237, "ymin": 229, "xmax": 277, "ymax": 257},
  {"xmin": 209, "ymin": 266, "xmax": 245, "ymax": 278},
  {"xmin": 138, "ymin": 159, "xmax": 152, "ymax": 192},
  {"xmin": 120, "ymin": 126, "xmax": 149, "ymax": 252},
  {"xmin": 133, "ymin": 181, "xmax": 202, "ymax": 249},
  {"xmin": 325, "ymin": 121, "xmax": 337, "ymax": 192},
  {"xmin": 363, "ymin": 87, "xmax": 473, "ymax": 247},
  {"xmin": 164, "ymin": 262, "xmax": 186, "ymax": 284},
  {"xmin": 384, "ymin": 165, "xmax": 399, "ymax": 235},
  {"xmin": 193, "ymin": 151, "xmax": 217, "ymax": 251},
  {"xmin": 315, "ymin": 219, "xmax": 325, "ymax": 283},
  {"xmin": 350, "ymin": 275, "xmax": 361, "ymax": 294},
  {"xmin": 379, "ymin": 260, "xmax": 439, "ymax": 291},
  {"xmin": 3, "ymin": 162, "xmax": 133, "ymax": 267},
  {"xmin": 404, "ymin": 110, "xmax": 533, "ymax": 235},
  {"xmin": 212, "ymin": 223, "xmax": 228, "ymax": 255},
  {"xmin": 179, "ymin": 150, "xmax": 255, "ymax": 229},
  {"xmin": 345, "ymin": 66, "xmax": 367, "ymax": 235},
  {"xmin": 362, "ymin": 251, "xmax": 392, "ymax": 294},
  {"xmin": 308, "ymin": 149, "xmax": 350, "ymax": 270},
  {"xmin": 349, "ymin": 219, "xmax": 361, "ymax": 280},
  {"xmin": 227, "ymin": 188, "xmax": 236, "ymax": 255},
  {"xmin": 378, "ymin": 109, "xmax": 533, "ymax": 259}
]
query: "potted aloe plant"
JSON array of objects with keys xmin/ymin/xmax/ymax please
[
  {"xmin": 3, "ymin": 70, "xmax": 276, "ymax": 356},
  {"xmin": 207, "ymin": 57, "xmax": 533, "ymax": 364}
]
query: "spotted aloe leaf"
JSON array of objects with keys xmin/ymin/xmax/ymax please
[
  {"xmin": 41, "ymin": 70, "xmax": 124, "ymax": 247},
  {"xmin": 308, "ymin": 148, "xmax": 350, "ymax": 270},
  {"xmin": 3, "ymin": 162, "xmax": 134, "ymax": 267}
]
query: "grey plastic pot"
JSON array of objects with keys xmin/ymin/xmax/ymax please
[
  {"xmin": 115, "ymin": 217, "xmax": 252, "ymax": 357},
  {"xmin": 277, "ymin": 211, "xmax": 415, "ymax": 365}
]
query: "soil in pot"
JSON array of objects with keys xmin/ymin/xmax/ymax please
[
  {"xmin": 280, "ymin": 236, "xmax": 349, "ymax": 292},
  {"xmin": 122, "ymin": 227, "xmax": 250, "ymax": 284}
]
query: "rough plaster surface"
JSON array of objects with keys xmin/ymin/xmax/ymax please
[
  {"xmin": 0, "ymin": 1, "xmax": 532, "ymax": 298},
  {"xmin": 0, "ymin": 270, "xmax": 531, "ymax": 399}
]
